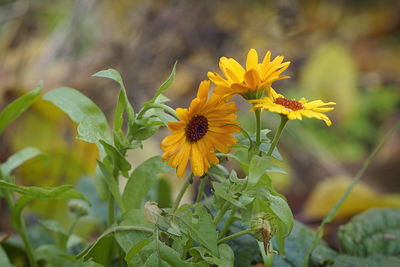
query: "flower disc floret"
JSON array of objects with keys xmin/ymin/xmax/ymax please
[
  {"xmin": 250, "ymin": 89, "xmax": 336, "ymax": 126},
  {"xmin": 161, "ymin": 80, "xmax": 240, "ymax": 177}
]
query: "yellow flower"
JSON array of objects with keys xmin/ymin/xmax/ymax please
[
  {"xmin": 161, "ymin": 81, "xmax": 240, "ymax": 177},
  {"xmin": 250, "ymin": 89, "xmax": 336, "ymax": 126},
  {"xmin": 208, "ymin": 48, "xmax": 290, "ymax": 100}
]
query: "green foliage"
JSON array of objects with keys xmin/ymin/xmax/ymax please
[
  {"xmin": 4, "ymin": 54, "xmax": 391, "ymax": 267},
  {"xmin": 0, "ymin": 245, "xmax": 13, "ymax": 267},
  {"xmin": 92, "ymin": 68, "xmax": 135, "ymax": 132},
  {"xmin": 123, "ymin": 156, "xmax": 172, "ymax": 210},
  {"xmin": 0, "ymin": 86, "xmax": 41, "ymax": 135},
  {"xmin": 143, "ymin": 62, "xmax": 177, "ymax": 107},
  {"xmin": 43, "ymin": 87, "xmax": 112, "ymax": 200},
  {"xmin": 35, "ymin": 245, "xmax": 103, "ymax": 267},
  {"xmin": 174, "ymin": 203, "xmax": 220, "ymax": 257},
  {"xmin": 42, "ymin": 87, "xmax": 112, "ymax": 145},
  {"xmin": 1, "ymin": 147, "xmax": 42, "ymax": 176},
  {"xmin": 0, "ymin": 181, "xmax": 87, "ymax": 201},
  {"xmin": 338, "ymin": 208, "xmax": 400, "ymax": 257}
]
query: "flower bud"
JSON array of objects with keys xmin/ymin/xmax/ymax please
[
  {"xmin": 68, "ymin": 199, "xmax": 89, "ymax": 218},
  {"xmin": 143, "ymin": 201, "xmax": 162, "ymax": 224},
  {"xmin": 250, "ymin": 212, "xmax": 278, "ymax": 254}
]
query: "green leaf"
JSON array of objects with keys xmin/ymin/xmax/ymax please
[
  {"xmin": 0, "ymin": 180, "xmax": 87, "ymax": 201},
  {"xmin": 131, "ymin": 124, "xmax": 160, "ymax": 141},
  {"xmin": 248, "ymin": 156, "xmax": 269, "ymax": 186},
  {"xmin": 97, "ymin": 160, "xmax": 126, "ymax": 213},
  {"xmin": 129, "ymin": 239, "xmax": 189, "ymax": 267},
  {"xmin": 125, "ymin": 237, "xmax": 153, "ymax": 262},
  {"xmin": 248, "ymin": 156, "xmax": 286, "ymax": 187},
  {"xmin": 113, "ymin": 90, "xmax": 126, "ymax": 133},
  {"xmin": 143, "ymin": 62, "xmax": 177, "ymax": 106},
  {"xmin": 212, "ymin": 182, "xmax": 243, "ymax": 208},
  {"xmin": 43, "ymin": 87, "xmax": 111, "ymax": 145},
  {"xmin": 35, "ymin": 244, "xmax": 103, "ymax": 267},
  {"xmin": 6, "ymin": 182, "xmax": 88, "ymax": 230},
  {"xmin": 190, "ymin": 244, "xmax": 234, "ymax": 267},
  {"xmin": 207, "ymin": 164, "xmax": 229, "ymax": 181},
  {"xmin": 93, "ymin": 69, "xmax": 135, "ymax": 127},
  {"xmin": 43, "ymin": 87, "xmax": 111, "ymax": 200},
  {"xmin": 99, "ymin": 140, "xmax": 131, "ymax": 173},
  {"xmin": 0, "ymin": 86, "xmax": 41, "ymax": 135},
  {"xmin": 39, "ymin": 219, "xmax": 68, "ymax": 250},
  {"xmin": 123, "ymin": 156, "xmax": 172, "ymax": 210},
  {"xmin": 1, "ymin": 147, "xmax": 41, "ymax": 176},
  {"xmin": 146, "ymin": 177, "xmax": 172, "ymax": 208},
  {"xmin": 338, "ymin": 208, "xmax": 400, "ymax": 257},
  {"xmin": 175, "ymin": 203, "xmax": 219, "ymax": 257},
  {"xmin": 0, "ymin": 244, "xmax": 13, "ymax": 267},
  {"xmin": 311, "ymin": 243, "xmax": 400, "ymax": 267},
  {"xmin": 114, "ymin": 209, "xmax": 153, "ymax": 255}
]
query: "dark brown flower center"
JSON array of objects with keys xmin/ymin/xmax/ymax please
[
  {"xmin": 186, "ymin": 115, "xmax": 208, "ymax": 142},
  {"xmin": 274, "ymin": 97, "xmax": 303, "ymax": 111}
]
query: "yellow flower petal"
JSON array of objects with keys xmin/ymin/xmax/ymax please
[
  {"xmin": 244, "ymin": 69, "xmax": 261, "ymax": 89},
  {"xmin": 246, "ymin": 48, "xmax": 258, "ymax": 71}
]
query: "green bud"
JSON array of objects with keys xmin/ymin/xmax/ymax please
[
  {"xmin": 68, "ymin": 199, "xmax": 89, "ymax": 218},
  {"xmin": 143, "ymin": 201, "xmax": 162, "ymax": 224},
  {"xmin": 250, "ymin": 212, "xmax": 278, "ymax": 254}
]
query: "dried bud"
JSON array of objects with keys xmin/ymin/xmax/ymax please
[
  {"xmin": 143, "ymin": 201, "xmax": 162, "ymax": 224},
  {"xmin": 250, "ymin": 212, "xmax": 278, "ymax": 255},
  {"xmin": 68, "ymin": 199, "xmax": 89, "ymax": 218}
]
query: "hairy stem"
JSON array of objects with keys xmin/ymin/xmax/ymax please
[
  {"xmin": 213, "ymin": 202, "xmax": 230, "ymax": 225},
  {"xmin": 171, "ymin": 173, "xmax": 193, "ymax": 214},
  {"xmin": 19, "ymin": 216, "xmax": 37, "ymax": 267},
  {"xmin": 195, "ymin": 176, "xmax": 207, "ymax": 203},
  {"xmin": 219, "ymin": 206, "xmax": 238, "ymax": 238},
  {"xmin": 255, "ymin": 109, "xmax": 261, "ymax": 146},
  {"xmin": 137, "ymin": 103, "xmax": 178, "ymax": 121},
  {"xmin": 267, "ymin": 115, "xmax": 288, "ymax": 156},
  {"xmin": 218, "ymin": 229, "xmax": 252, "ymax": 244}
]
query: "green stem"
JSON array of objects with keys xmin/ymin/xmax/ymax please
[
  {"xmin": 107, "ymin": 192, "xmax": 115, "ymax": 227},
  {"xmin": 267, "ymin": 115, "xmax": 288, "ymax": 156},
  {"xmin": 171, "ymin": 173, "xmax": 193, "ymax": 214},
  {"xmin": 213, "ymin": 202, "xmax": 230, "ymax": 225},
  {"xmin": 137, "ymin": 103, "xmax": 178, "ymax": 121},
  {"xmin": 218, "ymin": 229, "xmax": 252, "ymax": 244},
  {"xmin": 302, "ymin": 120, "xmax": 400, "ymax": 267},
  {"xmin": 259, "ymin": 241, "xmax": 274, "ymax": 267},
  {"xmin": 19, "ymin": 216, "xmax": 37, "ymax": 267},
  {"xmin": 155, "ymin": 225, "xmax": 161, "ymax": 267},
  {"xmin": 219, "ymin": 206, "xmax": 238, "ymax": 238},
  {"xmin": 195, "ymin": 176, "xmax": 207, "ymax": 203},
  {"xmin": 77, "ymin": 225, "xmax": 154, "ymax": 260},
  {"xmin": 67, "ymin": 216, "xmax": 79, "ymax": 239},
  {"xmin": 255, "ymin": 109, "xmax": 261, "ymax": 145}
]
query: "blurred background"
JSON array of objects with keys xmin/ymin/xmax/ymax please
[{"xmin": 0, "ymin": 0, "xmax": 399, "ymax": 254}]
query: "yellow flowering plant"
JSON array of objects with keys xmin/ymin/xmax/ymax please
[{"xmin": 1, "ymin": 48, "xmax": 398, "ymax": 267}]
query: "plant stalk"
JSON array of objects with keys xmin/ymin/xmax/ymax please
[
  {"xmin": 137, "ymin": 103, "xmax": 178, "ymax": 121},
  {"xmin": 213, "ymin": 202, "xmax": 230, "ymax": 225},
  {"xmin": 255, "ymin": 109, "xmax": 261, "ymax": 146},
  {"xmin": 301, "ymin": 120, "xmax": 400, "ymax": 267},
  {"xmin": 171, "ymin": 173, "xmax": 193, "ymax": 213},
  {"xmin": 218, "ymin": 229, "xmax": 252, "ymax": 244},
  {"xmin": 267, "ymin": 115, "xmax": 288, "ymax": 156},
  {"xmin": 19, "ymin": 216, "xmax": 37, "ymax": 267},
  {"xmin": 219, "ymin": 206, "xmax": 238, "ymax": 238},
  {"xmin": 107, "ymin": 192, "xmax": 115, "ymax": 227},
  {"xmin": 195, "ymin": 176, "xmax": 207, "ymax": 203}
]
